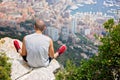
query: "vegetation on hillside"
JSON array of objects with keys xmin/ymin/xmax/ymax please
[
  {"xmin": 0, "ymin": 52, "xmax": 11, "ymax": 80},
  {"xmin": 0, "ymin": 19, "xmax": 34, "ymax": 41},
  {"xmin": 54, "ymin": 39, "xmax": 94, "ymax": 66},
  {"xmin": 55, "ymin": 19, "xmax": 120, "ymax": 80},
  {"xmin": 55, "ymin": 32, "xmax": 96, "ymax": 66}
]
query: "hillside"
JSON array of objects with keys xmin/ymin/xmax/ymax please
[{"xmin": 55, "ymin": 19, "xmax": 120, "ymax": 80}]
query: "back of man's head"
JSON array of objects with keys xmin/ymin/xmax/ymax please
[{"xmin": 34, "ymin": 19, "xmax": 46, "ymax": 32}]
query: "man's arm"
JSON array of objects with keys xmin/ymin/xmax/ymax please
[
  {"xmin": 21, "ymin": 37, "xmax": 27, "ymax": 56},
  {"xmin": 49, "ymin": 39, "xmax": 54, "ymax": 58}
]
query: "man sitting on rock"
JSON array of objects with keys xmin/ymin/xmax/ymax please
[{"xmin": 13, "ymin": 19, "xmax": 67, "ymax": 67}]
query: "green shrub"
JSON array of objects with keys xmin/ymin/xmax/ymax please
[
  {"xmin": 55, "ymin": 60, "xmax": 78, "ymax": 80},
  {"xmin": 0, "ymin": 52, "xmax": 11, "ymax": 80}
]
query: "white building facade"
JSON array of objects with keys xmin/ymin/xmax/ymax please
[{"xmin": 45, "ymin": 27, "xmax": 59, "ymax": 41}]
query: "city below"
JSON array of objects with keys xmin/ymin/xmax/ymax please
[{"xmin": 0, "ymin": 0, "xmax": 120, "ymax": 60}]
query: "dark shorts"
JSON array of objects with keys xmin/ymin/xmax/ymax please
[
  {"xmin": 49, "ymin": 57, "xmax": 52, "ymax": 63},
  {"xmin": 22, "ymin": 56, "xmax": 27, "ymax": 62},
  {"xmin": 22, "ymin": 56, "xmax": 52, "ymax": 63}
]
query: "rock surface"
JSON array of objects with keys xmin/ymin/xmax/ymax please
[{"xmin": 0, "ymin": 37, "xmax": 60, "ymax": 80}]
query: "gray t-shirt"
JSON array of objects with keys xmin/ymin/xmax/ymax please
[{"xmin": 25, "ymin": 33, "xmax": 50, "ymax": 67}]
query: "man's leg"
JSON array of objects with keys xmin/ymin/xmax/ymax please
[
  {"xmin": 18, "ymin": 49, "xmax": 27, "ymax": 62},
  {"xmin": 14, "ymin": 40, "xmax": 27, "ymax": 62},
  {"xmin": 49, "ymin": 45, "xmax": 67, "ymax": 62},
  {"xmin": 54, "ymin": 45, "xmax": 67, "ymax": 58},
  {"xmin": 54, "ymin": 52, "xmax": 59, "ymax": 59}
]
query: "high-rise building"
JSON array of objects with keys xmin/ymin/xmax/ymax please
[
  {"xmin": 61, "ymin": 26, "xmax": 69, "ymax": 41},
  {"xmin": 72, "ymin": 16, "xmax": 77, "ymax": 33},
  {"xmin": 45, "ymin": 27, "xmax": 59, "ymax": 41},
  {"xmin": 85, "ymin": 28, "xmax": 91, "ymax": 35}
]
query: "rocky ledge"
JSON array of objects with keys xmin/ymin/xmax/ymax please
[{"xmin": 0, "ymin": 37, "xmax": 60, "ymax": 80}]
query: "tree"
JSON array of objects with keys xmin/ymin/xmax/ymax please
[
  {"xmin": 55, "ymin": 19, "xmax": 120, "ymax": 80},
  {"xmin": 0, "ymin": 53, "xmax": 11, "ymax": 80}
]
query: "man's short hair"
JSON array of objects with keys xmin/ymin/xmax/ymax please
[{"xmin": 34, "ymin": 19, "xmax": 46, "ymax": 31}]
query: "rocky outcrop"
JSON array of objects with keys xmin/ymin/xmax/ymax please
[{"xmin": 0, "ymin": 37, "xmax": 60, "ymax": 80}]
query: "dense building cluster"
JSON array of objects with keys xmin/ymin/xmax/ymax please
[{"xmin": 0, "ymin": 0, "xmax": 118, "ymax": 43}]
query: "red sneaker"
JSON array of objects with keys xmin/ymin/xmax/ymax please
[
  {"xmin": 13, "ymin": 40, "xmax": 21, "ymax": 52},
  {"xmin": 57, "ymin": 45, "xmax": 67, "ymax": 55}
]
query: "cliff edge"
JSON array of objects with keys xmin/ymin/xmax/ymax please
[{"xmin": 0, "ymin": 37, "xmax": 60, "ymax": 80}]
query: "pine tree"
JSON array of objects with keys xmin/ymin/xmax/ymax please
[{"xmin": 0, "ymin": 53, "xmax": 11, "ymax": 80}]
